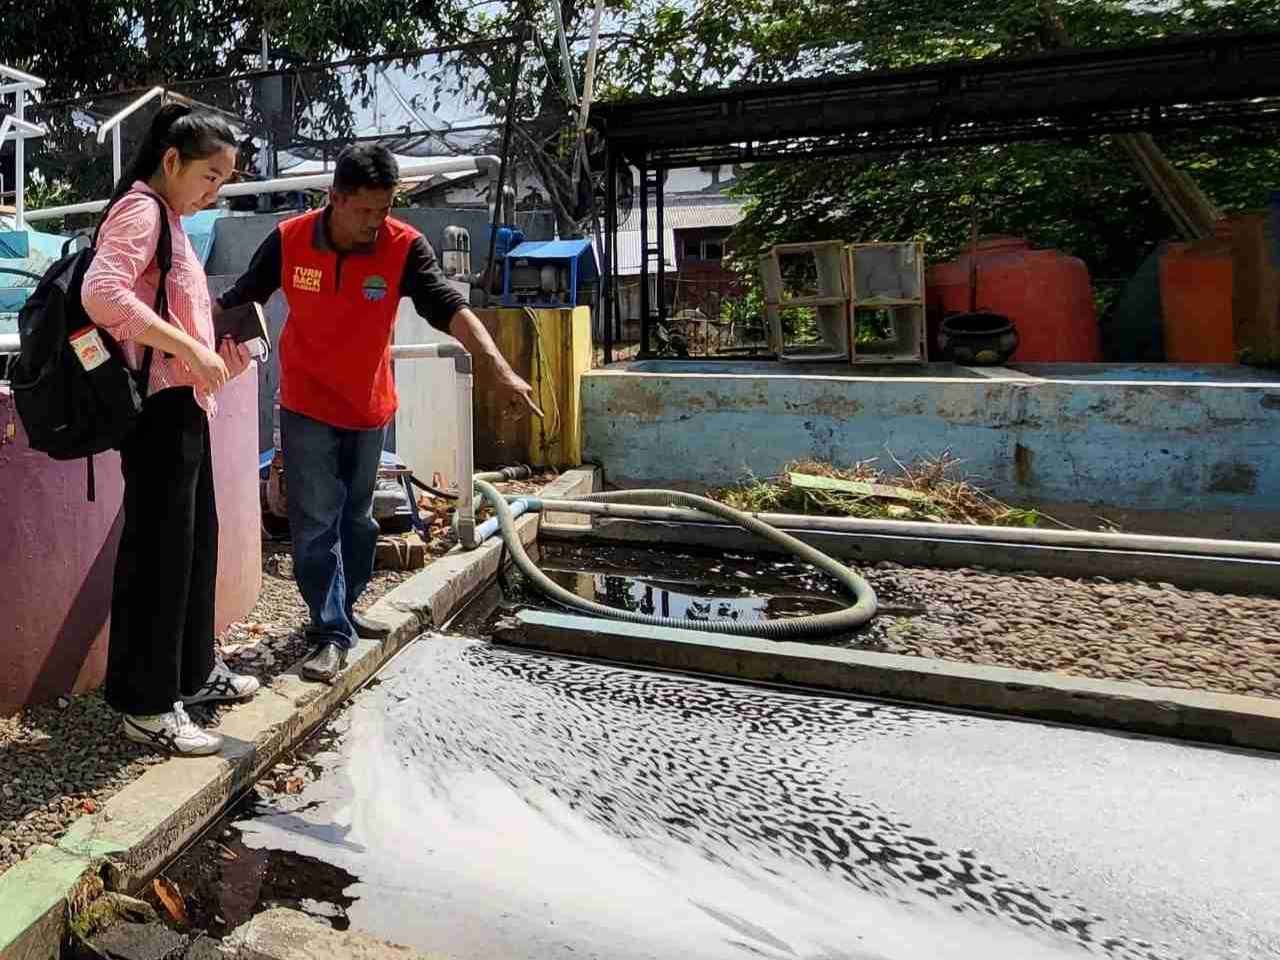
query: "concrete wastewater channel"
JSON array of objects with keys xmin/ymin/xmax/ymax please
[{"xmin": 5, "ymin": 469, "xmax": 1280, "ymax": 960}]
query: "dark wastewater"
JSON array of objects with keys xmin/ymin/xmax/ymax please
[{"xmin": 137, "ymin": 545, "xmax": 1278, "ymax": 960}]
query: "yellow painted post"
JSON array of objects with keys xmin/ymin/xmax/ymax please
[{"xmin": 471, "ymin": 306, "xmax": 589, "ymax": 468}]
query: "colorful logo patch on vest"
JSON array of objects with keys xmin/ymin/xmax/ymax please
[
  {"xmin": 292, "ymin": 266, "xmax": 323, "ymax": 293},
  {"xmin": 362, "ymin": 275, "xmax": 389, "ymax": 302}
]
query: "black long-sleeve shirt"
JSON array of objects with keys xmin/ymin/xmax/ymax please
[
  {"xmin": 217, "ymin": 213, "xmax": 467, "ymax": 333},
  {"xmin": 217, "ymin": 209, "xmax": 470, "ymax": 428}
]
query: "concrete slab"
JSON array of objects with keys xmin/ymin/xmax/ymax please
[
  {"xmin": 225, "ymin": 909, "xmax": 451, "ymax": 960},
  {"xmin": 500, "ymin": 610, "xmax": 1280, "ymax": 754},
  {"xmin": 537, "ymin": 468, "xmax": 599, "ymax": 527}
]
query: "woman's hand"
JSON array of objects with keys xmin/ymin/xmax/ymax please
[
  {"xmin": 185, "ymin": 341, "xmax": 230, "ymax": 396},
  {"xmin": 218, "ymin": 338, "xmax": 254, "ymax": 381}
]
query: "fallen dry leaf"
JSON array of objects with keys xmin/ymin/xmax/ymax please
[
  {"xmin": 283, "ymin": 777, "xmax": 305, "ymax": 795},
  {"xmin": 152, "ymin": 876, "xmax": 189, "ymax": 927}
]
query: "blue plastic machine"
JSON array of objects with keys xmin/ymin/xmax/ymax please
[{"xmin": 501, "ymin": 239, "xmax": 599, "ymax": 309}]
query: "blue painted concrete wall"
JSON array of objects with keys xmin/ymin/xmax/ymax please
[{"xmin": 582, "ymin": 363, "xmax": 1280, "ymax": 539}]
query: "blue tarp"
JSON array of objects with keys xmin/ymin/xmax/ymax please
[{"xmin": 181, "ymin": 209, "xmax": 224, "ymax": 266}]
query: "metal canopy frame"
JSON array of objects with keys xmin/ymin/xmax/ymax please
[
  {"xmin": 0, "ymin": 65, "xmax": 48, "ymax": 228},
  {"xmin": 589, "ymin": 31, "xmax": 1280, "ymax": 362},
  {"xmin": 93, "ymin": 85, "xmax": 276, "ymax": 186}
]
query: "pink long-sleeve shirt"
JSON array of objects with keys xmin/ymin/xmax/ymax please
[{"xmin": 81, "ymin": 183, "xmax": 217, "ymax": 415}]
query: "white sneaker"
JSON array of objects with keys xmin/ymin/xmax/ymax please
[
  {"xmin": 122, "ymin": 702, "xmax": 224, "ymax": 756},
  {"xmin": 182, "ymin": 658, "xmax": 261, "ymax": 706}
]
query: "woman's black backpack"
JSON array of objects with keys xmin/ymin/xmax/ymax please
[{"xmin": 9, "ymin": 193, "xmax": 171, "ymax": 500}]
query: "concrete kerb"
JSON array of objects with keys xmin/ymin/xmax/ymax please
[
  {"xmin": 225, "ymin": 907, "xmax": 452, "ymax": 960},
  {"xmin": 502, "ymin": 610, "xmax": 1280, "ymax": 754},
  {"xmin": 0, "ymin": 471, "xmax": 591, "ymax": 960}
]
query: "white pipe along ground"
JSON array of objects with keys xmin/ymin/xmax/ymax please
[{"xmin": 522, "ymin": 498, "xmax": 1280, "ymax": 562}]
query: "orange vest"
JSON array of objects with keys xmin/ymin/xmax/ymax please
[{"xmin": 277, "ymin": 210, "xmax": 418, "ymax": 430}]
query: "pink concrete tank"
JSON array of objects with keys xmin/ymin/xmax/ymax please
[{"xmin": 0, "ymin": 369, "xmax": 262, "ymax": 714}]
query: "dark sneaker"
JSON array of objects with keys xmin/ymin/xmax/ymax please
[
  {"xmin": 301, "ymin": 643, "xmax": 347, "ymax": 683},
  {"xmin": 351, "ymin": 611, "xmax": 391, "ymax": 640}
]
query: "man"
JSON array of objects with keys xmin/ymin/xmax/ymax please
[{"xmin": 218, "ymin": 144, "xmax": 539, "ymax": 682}]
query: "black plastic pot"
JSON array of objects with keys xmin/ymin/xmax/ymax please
[{"xmin": 938, "ymin": 311, "xmax": 1020, "ymax": 365}]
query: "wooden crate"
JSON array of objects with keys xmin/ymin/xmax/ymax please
[
  {"xmin": 759, "ymin": 241, "xmax": 851, "ymax": 361},
  {"xmin": 847, "ymin": 242, "xmax": 928, "ymax": 363}
]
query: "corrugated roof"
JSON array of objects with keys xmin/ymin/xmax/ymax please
[
  {"xmin": 599, "ymin": 229, "xmax": 677, "ymax": 278},
  {"xmin": 617, "ymin": 199, "xmax": 745, "ymax": 232}
]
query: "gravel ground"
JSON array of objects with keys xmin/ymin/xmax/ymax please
[
  {"xmin": 863, "ymin": 562, "xmax": 1280, "ymax": 699},
  {"xmin": 0, "ymin": 475, "xmax": 553, "ymax": 879}
]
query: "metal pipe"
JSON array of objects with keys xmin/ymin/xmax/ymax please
[
  {"xmin": 96, "ymin": 86, "xmax": 166, "ymax": 145},
  {"xmin": 14, "ymin": 89, "xmax": 26, "ymax": 227},
  {"xmin": 530, "ymin": 498, "xmax": 1280, "ymax": 562},
  {"xmin": 483, "ymin": 24, "xmax": 527, "ymax": 293},
  {"xmin": 0, "ymin": 65, "xmax": 48, "ymax": 88},
  {"xmin": 390, "ymin": 342, "xmax": 469, "ymax": 360},
  {"xmin": 639, "ymin": 162, "xmax": 650, "ymax": 355},
  {"xmin": 550, "ymin": 0, "xmax": 578, "ymax": 102},
  {"xmin": 603, "ymin": 143, "xmax": 617, "ymax": 364},
  {"xmin": 0, "ymin": 104, "xmax": 44, "ymax": 229},
  {"xmin": 23, "ymin": 156, "xmax": 498, "ymax": 222},
  {"xmin": 570, "ymin": 0, "xmax": 605, "ymax": 197}
]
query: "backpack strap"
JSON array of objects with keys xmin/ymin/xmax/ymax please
[
  {"xmin": 81, "ymin": 192, "xmax": 175, "ymax": 502},
  {"xmin": 95, "ymin": 190, "xmax": 174, "ymax": 394},
  {"xmin": 137, "ymin": 194, "xmax": 173, "ymax": 393}
]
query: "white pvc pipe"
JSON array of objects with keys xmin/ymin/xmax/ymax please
[
  {"xmin": 0, "ymin": 61, "xmax": 45, "ymax": 227},
  {"xmin": 456, "ymin": 368, "xmax": 476, "ymax": 547},
  {"xmin": 0, "ymin": 115, "xmax": 46, "ymax": 143},
  {"xmin": 390, "ymin": 342, "xmax": 464, "ymax": 360},
  {"xmin": 23, "ymin": 156, "xmax": 500, "ymax": 222},
  {"xmin": 96, "ymin": 86, "xmax": 165, "ymax": 146},
  {"xmin": 96, "ymin": 87, "xmax": 169, "ymax": 185},
  {"xmin": 14, "ymin": 90, "xmax": 26, "ymax": 228},
  {"xmin": 0, "ymin": 65, "xmax": 47, "ymax": 88},
  {"xmin": 533, "ymin": 498, "xmax": 1280, "ymax": 562}
]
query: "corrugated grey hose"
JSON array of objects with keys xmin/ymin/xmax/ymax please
[{"xmin": 475, "ymin": 480, "xmax": 878, "ymax": 637}]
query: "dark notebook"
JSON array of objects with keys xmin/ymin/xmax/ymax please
[{"xmin": 215, "ymin": 302, "xmax": 269, "ymax": 348}]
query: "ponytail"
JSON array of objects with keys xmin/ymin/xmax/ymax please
[{"xmin": 109, "ymin": 102, "xmax": 238, "ymax": 204}]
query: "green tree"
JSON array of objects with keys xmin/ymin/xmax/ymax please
[{"xmin": 714, "ymin": 0, "xmax": 1280, "ymax": 285}]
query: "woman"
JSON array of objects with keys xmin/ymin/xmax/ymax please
[{"xmin": 82, "ymin": 104, "xmax": 259, "ymax": 756}]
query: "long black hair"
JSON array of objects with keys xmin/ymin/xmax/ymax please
[{"xmin": 109, "ymin": 102, "xmax": 238, "ymax": 204}]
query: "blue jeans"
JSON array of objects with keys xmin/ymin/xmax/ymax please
[{"xmin": 281, "ymin": 408, "xmax": 385, "ymax": 650}]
